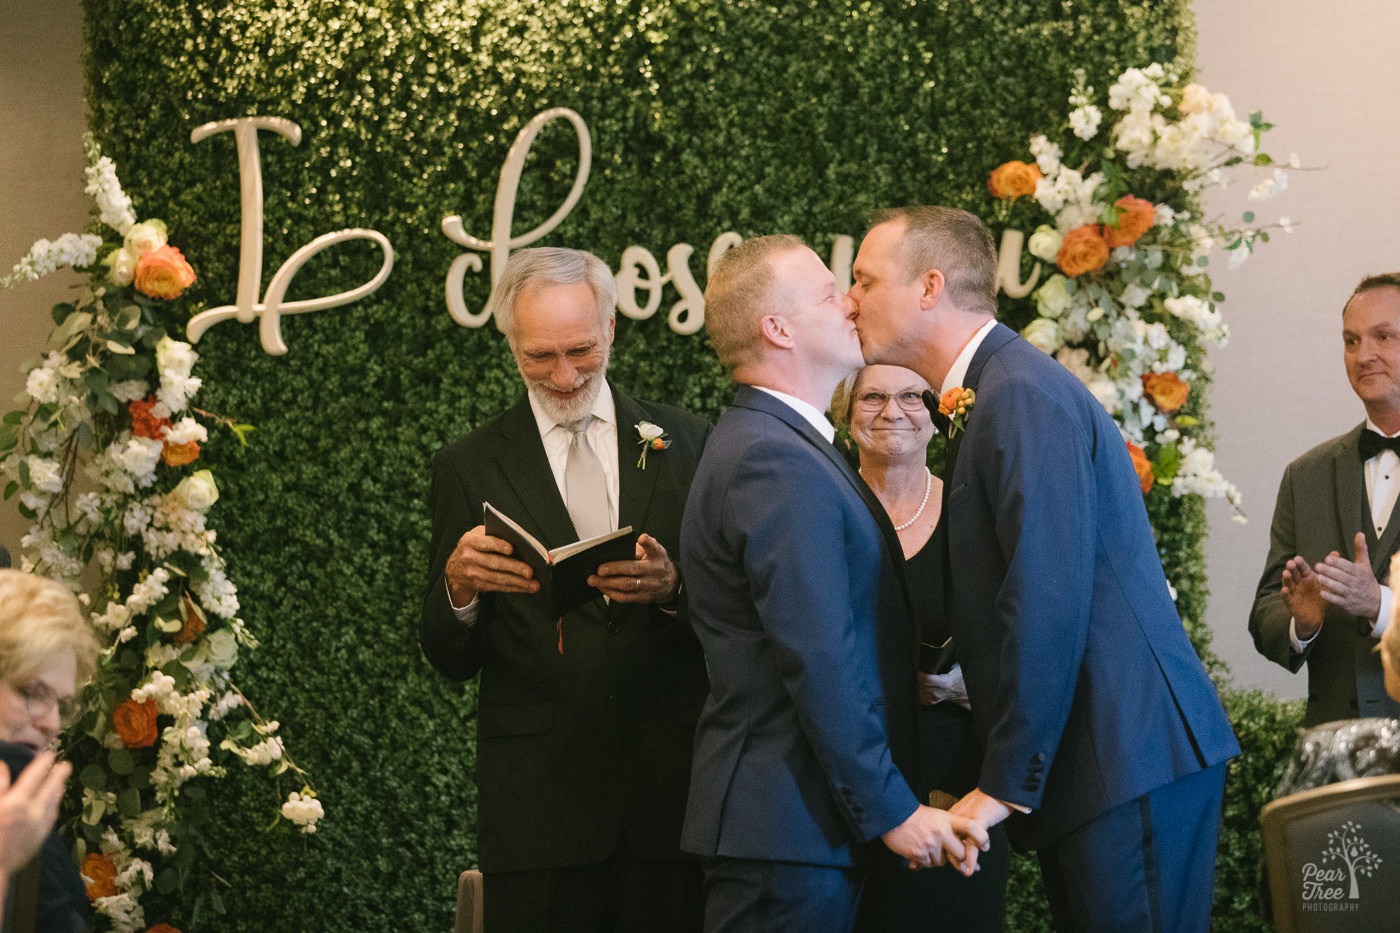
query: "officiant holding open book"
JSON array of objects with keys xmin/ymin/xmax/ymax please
[{"xmin": 420, "ymin": 246, "xmax": 711, "ymax": 932}]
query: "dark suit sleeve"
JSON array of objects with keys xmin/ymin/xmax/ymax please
[
  {"xmin": 420, "ymin": 445, "xmax": 491, "ymax": 682},
  {"xmin": 730, "ymin": 440, "xmax": 918, "ymax": 838},
  {"xmin": 1249, "ymin": 461, "xmax": 1310, "ymax": 672},
  {"xmin": 970, "ymin": 379, "xmax": 1098, "ymax": 810}
]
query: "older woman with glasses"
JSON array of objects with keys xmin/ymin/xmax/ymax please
[
  {"xmin": 833, "ymin": 365, "xmax": 1009, "ymax": 933},
  {"xmin": 1, "ymin": 568, "xmax": 99, "ymax": 933}
]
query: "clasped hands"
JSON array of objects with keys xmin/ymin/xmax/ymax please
[
  {"xmin": 1281, "ymin": 531, "xmax": 1381, "ymax": 639},
  {"xmin": 882, "ymin": 788, "xmax": 1006, "ymax": 875},
  {"xmin": 446, "ymin": 526, "xmax": 679, "ymax": 607}
]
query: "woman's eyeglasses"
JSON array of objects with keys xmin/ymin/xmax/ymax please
[
  {"xmin": 854, "ymin": 390, "xmax": 926, "ymax": 413},
  {"xmin": 10, "ymin": 681, "xmax": 80, "ymax": 725}
]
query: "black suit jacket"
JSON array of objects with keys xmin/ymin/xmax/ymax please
[
  {"xmin": 1250, "ymin": 424, "xmax": 1400, "ymax": 727},
  {"xmin": 420, "ymin": 385, "xmax": 711, "ymax": 872}
]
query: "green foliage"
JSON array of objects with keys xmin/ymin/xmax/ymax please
[{"xmin": 70, "ymin": 0, "xmax": 1300, "ymax": 929}]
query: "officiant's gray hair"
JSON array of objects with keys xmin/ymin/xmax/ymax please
[
  {"xmin": 867, "ymin": 206, "xmax": 998, "ymax": 317},
  {"xmin": 488, "ymin": 247, "xmax": 618, "ymax": 341}
]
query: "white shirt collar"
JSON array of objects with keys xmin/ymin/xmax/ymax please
[
  {"xmin": 527, "ymin": 381, "xmax": 617, "ymax": 435},
  {"xmin": 941, "ymin": 318, "xmax": 999, "ymax": 396},
  {"xmin": 752, "ymin": 386, "xmax": 836, "ymax": 442}
]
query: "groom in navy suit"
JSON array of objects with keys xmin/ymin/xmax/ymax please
[
  {"xmin": 849, "ymin": 207, "xmax": 1240, "ymax": 932},
  {"xmin": 680, "ymin": 235, "xmax": 987, "ymax": 932}
]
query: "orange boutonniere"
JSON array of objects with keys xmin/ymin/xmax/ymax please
[{"xmin": 938, "ymin": 387, "xmax": 975, "ymax": 438}]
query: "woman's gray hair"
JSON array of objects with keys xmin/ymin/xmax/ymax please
[{"xmin": 0, "ymin": 569, "xmax": 100, "ymax": 686}]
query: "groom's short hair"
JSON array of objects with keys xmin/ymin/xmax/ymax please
[
  {"xmin": 704, "ymin": 234, "xmax": 807, "ymax": 373},
  {"xmin": 867, "ymin": 205, "xmax": 998, "ymax": 316}
]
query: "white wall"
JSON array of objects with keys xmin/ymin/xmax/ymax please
[
  {"xmin": 1195, "ymin": 0, "xmax": 1400, "ymax": 699},
  {"xmin": 4, "ymin": 1, "xmax": 1398, "ymax": 699},
  {"xmin": 0, "ymin": 2, "xmax": 89, "ymax": 564}
]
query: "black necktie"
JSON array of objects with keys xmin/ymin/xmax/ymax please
[{"xmin": 1358, "ymin": 429, "xmax": 1400, "ymax": 462}]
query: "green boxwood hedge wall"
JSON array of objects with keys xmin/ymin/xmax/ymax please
[{"xmin": 75, "ymin": 1, "xmax": 1302, "ymax": 929}]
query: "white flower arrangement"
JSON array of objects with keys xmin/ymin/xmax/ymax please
[
  {"xmin": 2, "ymin": 137, "xmax": 318, "ymax": 932},
  {"xmin": 988, "ymin": 62, "xmax": 1297, "ymax": 520}
]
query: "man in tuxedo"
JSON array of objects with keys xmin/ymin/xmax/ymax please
[
  {"xmin": 849, "ymin": 206, "xmax": 1240, "ymax": 932},
  {"xmin": 420, "ymin": 247, "xmax": 711, "ymax": 932},
  {"xmin": 1250, "ymin": 273, "xmax": 1400, "ymax": 727},
  {"xmin": 680, "ymin": 234, "xmax": 987, "ymax": 932}
]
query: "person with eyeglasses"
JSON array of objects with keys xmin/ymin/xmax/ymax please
[
  {"xmin": 1, "ymin": 568, "xmax": 100, "ymax": 933},
  {"xmin": 830, "ymin": 365, "xmax": 1009, "ymax": 932}
]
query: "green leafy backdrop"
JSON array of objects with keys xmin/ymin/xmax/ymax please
[{"xmin": 71, "ymin": 1, "xmax": 1297, "ymax": 929}]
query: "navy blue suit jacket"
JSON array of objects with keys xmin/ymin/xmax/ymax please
[
  {"xmin": 941, "ymin": 323, "xmax": 1240, "ymax": 850},
  {"xmin": 680, "ymin": 386, "xmax": 920, "ymax": 867}
]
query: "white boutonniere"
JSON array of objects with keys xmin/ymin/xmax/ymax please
[{"xmin": 635, "ymin": 421, "xmax": 671, "ymax": 469}]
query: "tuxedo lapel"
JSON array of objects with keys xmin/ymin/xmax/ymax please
[
  {"xmin": 1332, "ymin": 426, "xmax": 1367, "ymax": 558},
  {"xmin": 491, "ymin": 397, "xmax": 580, "ymax": 550}
]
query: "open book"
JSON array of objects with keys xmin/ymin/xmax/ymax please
[{"xmin": 484, "ymin": 502, "xmax": 638, "ymax": 617}]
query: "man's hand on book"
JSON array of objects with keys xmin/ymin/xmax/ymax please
[
  {"xmin": 589, "ymin": 533, "xmax": 679, "ymax": 604},
  {"xmin": 446, "ymin": 524, "xmax": 541, "ymax": 606}
]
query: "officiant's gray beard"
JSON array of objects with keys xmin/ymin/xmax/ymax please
[{"xmin": 518, "ymin": 345, "xmax": 610, "ymax": 426}]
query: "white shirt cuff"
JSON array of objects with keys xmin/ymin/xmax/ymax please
[
  {"xmin": 445, "ymin": 577, "xmax": 480, "ymax": 627},
  {"xmin": 1372, "ymin": 584, "xmax": 1393, "ymax": 637},
  {"xmin": 1289, "ymin": 617, "xmax": 1317, "ymax": 654}
]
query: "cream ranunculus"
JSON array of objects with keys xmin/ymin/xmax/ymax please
[
  {"xmin": 173, "ymin": 470, "xmax": 220, "ymax": 512},
  {"xmin": 155, "ymin": 336, "xmax": 198, "ymax": 379},
  {"xmin": 104, "ymin": 248, "xmax": 137, "ymax": 287},
  {"xmin": 123, "ymin": 220, "xmax": 168, "ymax": 258},
  {"xmin": 1027, "ymin": 225, "xmax": 1064, "ymax": 262},
  {"xmin": 1022, "ymin": 318, "xmax": 1062, "ymax": 355},
  {"xmin": 1035, "ymin": 274, "xmax": 1074, "ymax": 319}
]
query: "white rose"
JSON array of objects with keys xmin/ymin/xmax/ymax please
[
  {"xmin": 1035, "ymin": 275, "xmax": 1073, "ymax": 319},
  {"xmin": 173, "ymin": 470, "xmax": 220, "ymax": 512},
  {"xmin": 206, "ymin": 628, "xmax": 239, "ymax": 668},
  {"xmin": 104, "ymin": 248, "xmax": 137, "ymax": 287},
  {"xmin": 123, "ymin": 220, "xmax": 168, "ymax": 258},
  {"xmin": 1022, "ymin": 318, "xmax": 1062, "ymax": 355},
  {"xmin": 1027, "ymin": 225, "xmax": 1063, "ymax": 262}
]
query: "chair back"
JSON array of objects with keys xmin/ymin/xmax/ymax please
[
  {"xmin": 1260, "ymin": 773, "xmax": 1400, "ymax": 932},
  {"xmin": 454, "ymin": 869, "xmax": 483, "ymax": 933}
]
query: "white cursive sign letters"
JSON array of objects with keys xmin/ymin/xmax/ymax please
[{"xmin": 186, "ymin": 117, "xmax": 394, "ymax": 356}]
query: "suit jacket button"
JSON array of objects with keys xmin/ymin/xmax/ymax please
[
  {"xmin": 608, "ymin": 622, "xmax": 620, "ymax": 635},
  {"xmin": 1031, "ymin": 753, "xmax": 1047, "ymax": 765}
]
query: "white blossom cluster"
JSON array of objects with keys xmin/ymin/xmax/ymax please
[
  {"xmin": 2, "ymin": 232, "xmax": 103, "ymax": 285},
  {"xmin": 281, "ymin": 792, "xmax": 326, "ymax": 834},
  {"xmin": 83, "ymin": 151, "xmax": 136, "ymax": 235}
]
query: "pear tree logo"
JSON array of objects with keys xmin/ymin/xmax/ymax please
[{"xmin": 1300, "ymin": 820, "xmax": 1382, "ymax": 913}]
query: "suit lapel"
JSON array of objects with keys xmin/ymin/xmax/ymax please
[
  {"xmin": 733, "ymin": 386, "xmax": 915, "ymax": 618},
  {"xmin": 491, "ymin": 396, "xmax": 580, "ymax": 550},
  {"xmin": 614, "ymin": 388, "xmax": 661, "ymax": 533},
  {"xmin": 1332, "ymin": 425, "xmax": 1368, "ymax": 557},
  {"xmin": 941, "ymin": 322, "xmax": 1016, "ymax": 489}
]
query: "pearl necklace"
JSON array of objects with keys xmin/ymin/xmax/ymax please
[{"xmin": 893, "ymin": 469, "xmax": 933, "ymax": 531}]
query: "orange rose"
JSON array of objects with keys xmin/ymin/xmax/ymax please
[
  {"xmin": 987, "ymin": 160, "xmax": 1043, "ymax": 199},
  {"xmin": 1126, "ymin": 441, "xmax": 1155, "ymax": 494},
  {"xmin": 1056, "ymin": 225, "xmax": 1110, "ymax": 277},
  {"xmin": 129, "ymin": 397, "xmax": 171, "ymax": 441},
  {"xmin": 1141, "ymin": 372, "xmax": 1190, "ymax": 413},
  {"xmin": 174, "ymin": 591, "xmax": 207, "ymax": 645},
  {"xmin": 162, "ymin": 440, "xmax": 201, "ymax": 467},
  {"xmin": 112, "ymin": 697, "xmax": 159, "ymax": 748},
  {"xmin": 146, "ymin": 925, "xmax": 182, "ymax": 933},
  {"xmin": 82, "ymin": 852, "xmax": 119, "ymax": 900},
  {"xmin": 134, "ymin": 244, "xmax": 197, "ymax": 300},
  {"xmin": 1103, "ymin": 195, "xmax": 1156, "ymax": 248}
]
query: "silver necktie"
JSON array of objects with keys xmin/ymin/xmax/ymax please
[{"xmin": 564, "ymin": 417, "xmax": 611, "ymax": 540}]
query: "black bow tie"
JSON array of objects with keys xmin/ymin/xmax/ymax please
[{"xmin": 1358, "ymin": 429, "xmax": 1400, "ymax": 461}]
